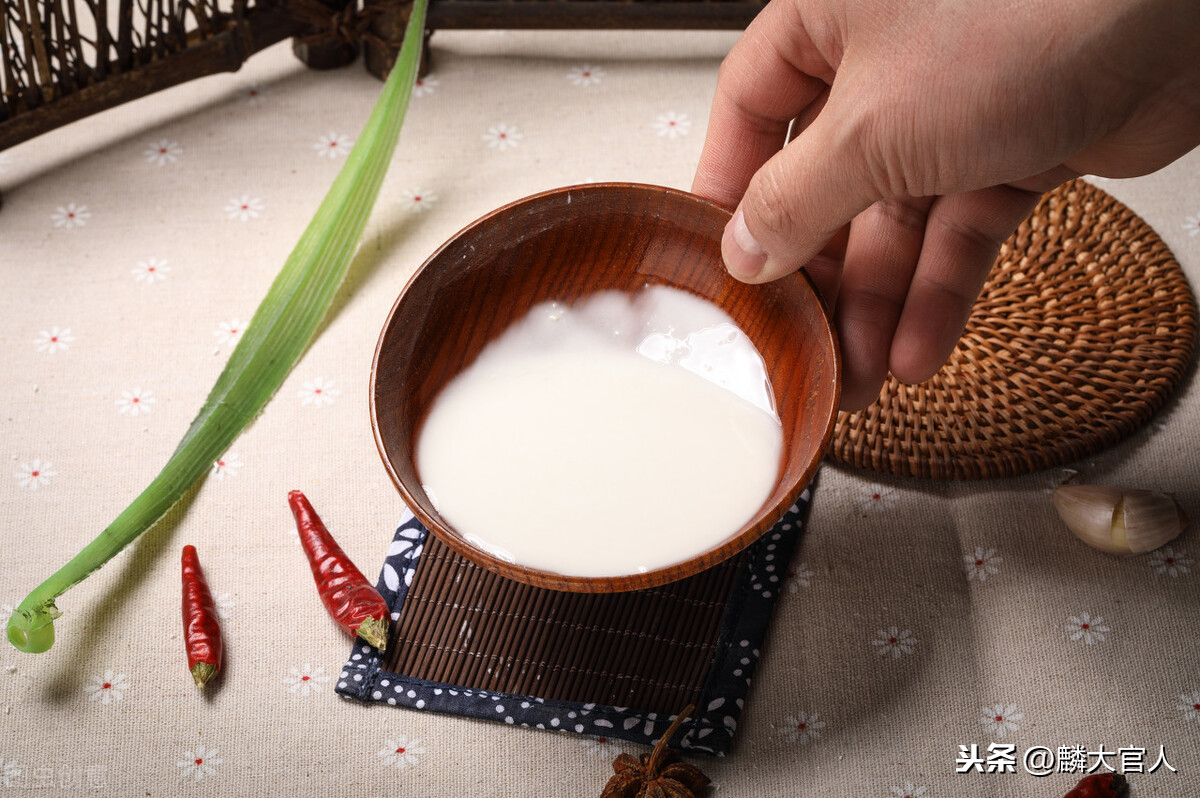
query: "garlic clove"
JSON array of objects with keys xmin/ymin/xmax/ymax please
[
  {"xmin": 1053, "ymin": 485, "xmax": 1125, "ymax": 555},
  {"xmin": 1120, "ymin": 489, "xmax": 1189, "ymax": 554},
  {"xmin": 1053, "ymin": 484, "xmax": 1188, "ymax": 556}
]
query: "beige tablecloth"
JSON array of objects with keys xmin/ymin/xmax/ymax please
[{"xmin": 2, "ymin": 29, "xmax": 1198, "ymax": 798}]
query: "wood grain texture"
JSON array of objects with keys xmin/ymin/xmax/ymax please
[{"xmin": 371, "ymin": 183, "xmax": 840, "ymax": 592}]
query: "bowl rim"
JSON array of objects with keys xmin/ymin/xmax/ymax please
[{"xmin": 370, "ymin": 181, "xmax": 841, "ymax": 592}]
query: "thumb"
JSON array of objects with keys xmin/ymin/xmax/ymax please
[{"xmin": 723, "ymin": 103, "xmax": 883, "ymax": 284}]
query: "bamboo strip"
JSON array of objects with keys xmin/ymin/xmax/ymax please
[
  {"xmin": 432, "ymin": 559, "xmax": 485, "ymax": 679},
  {"xmin": 471, "ymin": 577, "xmax": 531, "ymax": 692},
  {"xmin": 455, "ymin": 565, "xmax": 518, "ymax": 687},
  {"xmin": 584, "ymin": 593, "xmax": 641, "ymax": 703},
  {"xmin": 537, "ymin": 590, "xmax": 592, "ymax": 701},
  {"xmin": 513, "ymin": 589, "xmax": 580, "ymax": 698},
  {"xmin": 452, "ymin": 565, "xmax": 511, "ymax": 688},
  {"xmin": 92, "ymin": 0, "xmax": 110, "ymax": 81},
  {"xmin": 380, "ymin": 536, "xmax": 752, "ymax": 715},
  {"xmin": 412, "ymin": 546, "xmax": 480, "ymax": 677},
  {"xmin": 395, "ymin": 544, "xmax": 461, "ymax": 674},
  {"xmin": 192, "ymin": 0, "xmax": 214, "ymax": 39},
  {"xmin": 0, "ymin": 23, "xmax": 14, "ymax": 116},
  {"xmin": 678, "ymin": 564, "xmax": 742, "ymax": 693},
  {"xmin": 635, "ymin": 587, "xmax": 695, "ymax": 711},
  {"xmin": 385, "ymin": 544, "xmax": 438, "ymax": 666},
  {"xmin": 115, "ymin": 0, "xmax": 133, "ymax": 70},
  {"xmin": 386, "ymin": 544, "xmax": 444, "ymax": 671},
  {"xmin": 567, "ymin": 598, "xmax": 625, "ymax": 703},
  {"xmin": 497, "ymin": 582, "xmax": 554, "ymax": 691},
  {"xmin": 423, "ymin": 554, "xmax": 488, "ymax": 680},
  {"xmin": 18, "ymin": 0, "xmax": 52, "ymax": 101},
  {"xmin": 676, "ymin": 605, "xmax": 733, "ymax": 699},
  {"xmin": 142, "ymin": 0, "xmax": 158, "ymax": 60},
  {"xmin": 660, "ymin": 581, "xmax": 723, "ymax": 710},
  {"xmin": 62, "ymin": 0, "xmax": 86, "ymax": 92},
  {"xmin": 473, "ymin": 578, "xmax": 535, "ymax": 690},
  {"xmin": 46, "ymin": 0, "xmax": 67, "ymax": 93},
  {"xmin": 645, "ymin": 568, "xmax": 727, "ymax": 711},
  {"xmin": 506, "ymin": 594, "xmax": 552, "ymax": 698},
  {"xmin": 496, "ymin": 581, "xmax": 556, "ymax": 696},
  {"xmin": 376, "ymin": 542, "xmax": 747, "ymax": 716},
  {"xmin": 576, "ymin": 591, "xmax": 639, "ymax": 704}
]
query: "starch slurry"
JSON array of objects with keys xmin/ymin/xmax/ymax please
[{"xmin": 416, "ymin": 285, "xmax": 783, "ymax": 577}]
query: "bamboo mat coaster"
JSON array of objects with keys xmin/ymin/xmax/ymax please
[
  {"xmin": 830, "ymin": 179, "xmax": 1198, "ymax": 479},
  {"xmin": 336, "ymin": 485, "xmax": 815, "ymax": 755}
]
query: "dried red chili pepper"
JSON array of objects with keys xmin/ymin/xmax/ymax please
[
  {"xmin": 181, "ymin": 545, "xmax": 223, "ymax": 689},
  {"xmin": 287, "ymin": 490, "xmax": 390, "ymax": 650},
  {"xmin": 1064, "ymin": 773, "xmax": 1130, "ymax": 798}
]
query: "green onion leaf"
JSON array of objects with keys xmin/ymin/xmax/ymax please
[{"xmin": 7, "ymin": 0, "xmax": 429, "ymax": 654}]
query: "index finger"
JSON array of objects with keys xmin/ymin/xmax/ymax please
[{"xmin": 692, "ymin": 0, "xmax": 835, "ymax": 209}]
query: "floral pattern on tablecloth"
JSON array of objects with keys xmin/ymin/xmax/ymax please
[
  {"xmin": 1, "ymin": 26, "xmax": 1195, "ymax": 797},
  {"xmin": 336, "ymin": 485, "xmax": 815, "ymax": 756}
]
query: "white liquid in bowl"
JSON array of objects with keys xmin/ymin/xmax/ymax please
[{"xmin": 415, "ymin": 285, "xmax": 783, "ymax": 577}]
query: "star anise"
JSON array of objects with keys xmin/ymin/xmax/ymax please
[{"xmin": 600, "ymin": 705, "xmax": 711, "ymax": 798}]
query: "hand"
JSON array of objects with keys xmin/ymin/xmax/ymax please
[{"xmin": 693, "ymin": 0, "xmax": 1200, "ymax": 410}]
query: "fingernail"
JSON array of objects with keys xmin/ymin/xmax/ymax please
[{"xmin": 724, "ymin": 209, "xmax": 767, "ymax": 281}]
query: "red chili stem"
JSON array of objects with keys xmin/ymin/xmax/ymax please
[
  {"xmin": 1064, "ymin": 773, "xmax": 1130, "ymax": 798},
  {"xmin": 287, "ymin": 490, "xmax": 390, "ymax": 651},
  {"xmin": 181, "ymin": 545, "xmax": 222, "ymax": 689}
]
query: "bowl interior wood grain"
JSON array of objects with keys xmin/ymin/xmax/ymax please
[{"xmin": 371, "ymin": 183, "xmax": 840, "ymax": 592}]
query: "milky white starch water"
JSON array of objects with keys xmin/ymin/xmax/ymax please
[{"xmin": 416, "ymin": 285, "xmax": 783, "ymax": 577}]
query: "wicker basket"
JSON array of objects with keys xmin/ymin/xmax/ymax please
[
  {"xmin": 1, "ymin": 0, "xmax": 765, "ymax": 154},
  {"xmin": 829, "ymin": 179, "xmax": 1198, "ymax": 480}
]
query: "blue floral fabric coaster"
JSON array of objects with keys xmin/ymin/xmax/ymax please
[{"xmin": 336, "ymin": 482, "xmax": 814, "ymax": 756}]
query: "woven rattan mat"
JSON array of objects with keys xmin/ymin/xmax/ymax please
[
  {"xmin": 830, "ymin": 179, "xmax": 1198, "ymax": 479},
  {"xmin": 336, "ymin": 493, "xmax": 813, "ymax": 755}
]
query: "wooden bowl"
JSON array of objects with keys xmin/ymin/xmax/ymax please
[{"xmin": 371, "ymin": 183, "xmax": 840, "ymax": 592}]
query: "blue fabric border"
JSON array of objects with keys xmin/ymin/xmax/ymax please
[{"xmin": 336, "ymin": 479, "xmax": 815, "ymax": 756}]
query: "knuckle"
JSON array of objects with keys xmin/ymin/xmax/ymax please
[
  {"xmin": 933, "ymin": 212, "xmax": 1005, "ymax": 260},
  {"xmin": 874, "ymin": 196, "xmax": 930, "ymax": 235},
  {"xmin": 846, "ymin": 93, "xmax": 942, "ymax": 199},
  {"xmin": 714, "ymin": 52, "xmax": 739, "ymax": 88},
  {"xmin": 745, "ymin": 165, "xmax": 800, "ymax": 246},
  {"xmin": 860, "ymin": 130, "xmax": 922, "ymax": 199}
]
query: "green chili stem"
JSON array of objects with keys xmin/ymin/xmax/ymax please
[{"xmin": 7, "ymin": 0, "xmax": 429, "ymax": 654}]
